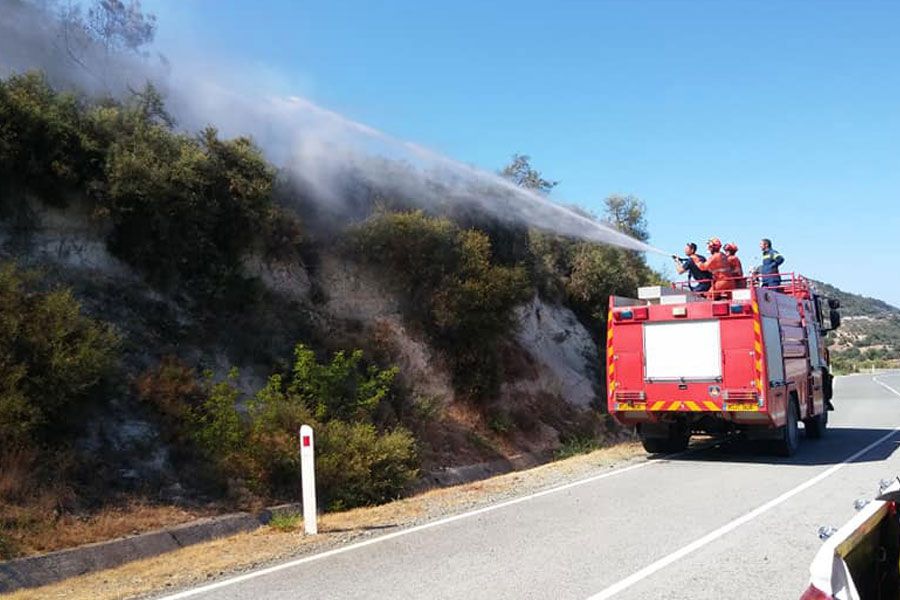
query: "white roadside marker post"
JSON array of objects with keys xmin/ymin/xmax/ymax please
[{"xmin": 299, "ymin": 424, "xmax": 318, "ymax": 535}]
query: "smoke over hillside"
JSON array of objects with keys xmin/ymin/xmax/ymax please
[{"xmin": 0, "ymin": 0, "xmax": 664, "ymax": 254}]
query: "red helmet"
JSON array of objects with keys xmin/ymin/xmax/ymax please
[
  {"xmin": 707, "ymin": 237, "xmax": 722, "ymax": 252},
  {"xmin": 723, "ymin": 242, "xmax": 738, "ymax": 254}
]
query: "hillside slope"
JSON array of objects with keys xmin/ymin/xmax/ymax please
[
  {"xmin": 0, "ymin": 66, "xmax": 653, "ymax": 558},
  {"xmin": 811, "ymin": 279, "xmax": 900, "ymax": 372}
]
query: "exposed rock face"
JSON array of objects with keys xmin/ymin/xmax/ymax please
[
  {"xmin": 317, "ymin": 252, "xmax": 399, "ymax": 322},
  {"xmin": 2, "ymin": 197, "xmax": 131, "ymax": 277},
  {"xmin": 513, "ymin": 296, "xmax": 601, "ymax": 409},
  {"xmin": 242, "ymin": 254, "xmax": 311, "ymax": 300},
  {"xmin": 370, "ymin": 316, "xmax": 455, "ymax": 407},
  {"xmin": 1, "ymin": 201, "xmax": 607, "ymax": 475}
]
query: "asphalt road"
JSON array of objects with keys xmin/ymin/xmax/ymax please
[{"xmin": 160, "ymin": 373, "xmax": 900, "ymax": 600}]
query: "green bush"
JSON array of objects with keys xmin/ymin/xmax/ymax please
[
  {"xmin": 243, "ymin": 346, "xmax": 416, "ymax": 504},
  {"xmin": 554, "ymin": 436, "xmax": 601, "ymax": 459},
  {"xmin": 267, "ymin": 511, "xmax": 302, "ymax": 532},
  {"xmin": 288, "ymin": 343, "xmax": 398, "ymax": 423},
  {"xmin": 525, "ymin": 234, "xmax": 663, "ymax": 336},
  {"xmin": 152, "ymin": 343, "xmax": 419, "ymax": 507},
  {"xmin": 192, "ymin": 369, "xmax": 246, "ymax": 464},
  {"xmin": 566, "ymin": 244, "xmax": 649, "ymax": 326},
  {"xmin": 352, "ymin": 211, "xmax": 530, "ymax": 400},
  {"xmin": 351, "ymin": 210, "xmax": 459, "ymax": 308},
  {"xmin": 0, "ymin": 72, "xmax": 102, "ymax": 203},
  {"xmin": 102, "ymin": 119, "xmax": 276, "ymax": 290},
  {"xmin": 0, "ymin": 263, "xmax": 118, "ymax": 448},
  {"xmin": 316, "ymin": 420, "xmax": 418, "ymax": 510},
  {"xmin": 0, "ymin": 72, "xmax": 301, "ymax": 297}
]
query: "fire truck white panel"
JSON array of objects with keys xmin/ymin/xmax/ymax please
[
  {"xmin": 762, "ymin": 316, "xmax": 785, "ymax": 383},
  {"xmin": 643, "ymin": 320, "xmax": 722, "ymax": 381}
]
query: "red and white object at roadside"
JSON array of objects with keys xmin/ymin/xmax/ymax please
[
  {"xmin": 299, "ymin": 424, "xmax": 318, "ymax": 535},
  {"xmin": 800, "ymin": 479, "xmax": 900, "ymax": 600}
]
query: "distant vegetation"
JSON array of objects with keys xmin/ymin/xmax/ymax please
[
  {"xmin": 811, "ymin": 279, "xmax": 900, "ymax": 373},
  {"xmin": 813, "ymin": 280, "xmax": 900, "ymax": 318}
]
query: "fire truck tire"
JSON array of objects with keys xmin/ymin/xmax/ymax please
[
  {"xmin": 772, "ymin": 397, "xmax": 800, "ymax": 457},
  {"xmin": 639, "ymin": 424, "xmax": 690, "ymax": 454},
  {"xmin": 804, "ymin": 408, "xmax": 827, "ymax": 439}
]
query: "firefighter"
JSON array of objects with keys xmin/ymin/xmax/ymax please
[
  {"xmin": 692, "ymin": 238, "xmax": 733, "ymax": 294},
  {"xmin": 724, "ymin": 242, "xmax": 745, "ymax": 288},
  {"xmin": 758, "ymin": 238, "xmax": 784, "ymax": 287},
  {"xmin": 672, "ymin": 242, "xmax": 712, "ymax": 292}
]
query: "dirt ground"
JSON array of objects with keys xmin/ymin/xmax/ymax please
[{"xmin": 4, "ymin": 442, "xmax": 644, "ymax": 600}]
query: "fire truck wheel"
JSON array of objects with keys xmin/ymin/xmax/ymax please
[
  {"xmin": 639, "ymin": 424, "xmax": 690, "ymax": 454},
  {"xmin": 773, "ymin": 397, "xmax": 800, "ymax": 457},
  {"xmin": 804, "ymin": 408, "xmax": 827, "ymax": 439}
]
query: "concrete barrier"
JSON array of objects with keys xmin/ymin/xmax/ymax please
[
  {"xmin": 0, "ymin": 503, "xmax": 300, "ymax": 594},
  {"xmin": 418, "ymin": 450, "xmax": 552, "ymax": 489}
]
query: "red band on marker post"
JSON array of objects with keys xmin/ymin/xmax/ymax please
[{"xmin": 299, "ymin": 424, "xmax": 317, "ymax": 535}]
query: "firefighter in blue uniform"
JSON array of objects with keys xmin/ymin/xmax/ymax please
[
  {"xmin": 758, "ymin": 238, "xmax": 784, "ymax": 287},
  {"xmin": 673, "ymin": 242, "xmax": 712, "ymax": 292}
]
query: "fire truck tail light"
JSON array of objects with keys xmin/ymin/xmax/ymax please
[
  {"xmin": 614, "ymin": 310, "xmax": 633, "ymax": 321},
  {"xmin": 671, "ymin": 306, "xmax": 687, "ymax": 317},
  {"xmin": 712, "ymin": 302, "xmax": 729, "ymax": 316},
  {"xmin": 633, "ymin": 307, "xmax": 649, "ymax": 321}
]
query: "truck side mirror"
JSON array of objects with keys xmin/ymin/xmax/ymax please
[
  {"xmin": 829, "ymin": 309, "xmax": 841, "ymax": 330},
  {"xmin": 828, "ymin": 298, "xmax": 841, "ymax": 309}
]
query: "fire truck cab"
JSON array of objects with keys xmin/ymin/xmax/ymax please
[{"xmin": 606, "ymin": 274, "xmax": 841, "ymax": 456}]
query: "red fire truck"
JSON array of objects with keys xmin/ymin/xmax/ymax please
[{"xmin": 606, "ymin": 274, "xmax": 841, "ymax": 456}]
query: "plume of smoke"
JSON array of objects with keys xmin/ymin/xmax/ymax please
[
  {"xmin": 0, "ymin": 0, "xmax": 168, "ymax": 96},
  {"xmin": 0, "ymin": 0, "xmax": 666, "ymax": 256}
]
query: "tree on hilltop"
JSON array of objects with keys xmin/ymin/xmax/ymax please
[{"xmin": 500, "ymin": 153, "xmax": 558, "ymax": 194}]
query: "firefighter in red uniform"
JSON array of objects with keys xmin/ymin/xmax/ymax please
[
  {"xmin": 691, "ymin": 238, "xmax": 734, "ymax": 294},
  {"xmin": 724, "ymin": 242, "xmax": 744, "ymax": 288}
]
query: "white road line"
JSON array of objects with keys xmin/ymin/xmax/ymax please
[
  {"xmin": 874, "ymin": 374, "xmax": 900, "ymax": 397},
  {"xmin": 586, "ymin": 375, "xmax": 900, "ymax": 600},
  {"xmin": 157, "ymin": 457, "xmax": 658, "ymax": 599}
]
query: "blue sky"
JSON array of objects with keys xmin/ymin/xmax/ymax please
[{"xmin": 145, "ymin": 0, "xmax": 900, "ymax": 306}]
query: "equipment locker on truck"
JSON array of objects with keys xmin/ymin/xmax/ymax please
[{"xmin": 606, "ymin": 274, "xmax": 841, "ymax": 456}]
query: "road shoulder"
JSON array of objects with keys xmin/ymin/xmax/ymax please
[{"xmin": 4, "ymin": 443, "xmax": 644, "ymax": 600}]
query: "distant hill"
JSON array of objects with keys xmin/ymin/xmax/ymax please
[
  {"xmin": 810, "ymin": 279, "xmax": 900, "ymax": 372},
  {"xmin": 811, "ymin": 280, "xmax": 900, "ymax": 318}
]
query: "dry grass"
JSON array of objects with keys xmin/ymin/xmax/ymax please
[
  {"xmin": 3, "ymin": 442, "xmax": 643, "ymax": 600},
  {"xmin": 1, "ymin": 448, "xmax": 215, "ymax": 560},
  {"xmin": 1, "ymin": 501, "xmax": 214, "ymax": 559},
  {"xmin": 45, "ymin": 504, "xmax": 214, "ymax": 552},
  {"xmin": 0, "ymin": 450, "xmax": 42, "ymax": 502}
]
